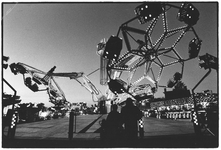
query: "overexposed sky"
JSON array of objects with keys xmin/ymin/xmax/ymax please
[{"xmin": 3, "ymin": 2, "xmax": 218, "ymax": 107}]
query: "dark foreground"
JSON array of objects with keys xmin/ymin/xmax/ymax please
[
  {"xmin": 3, "ymin": 134, "xmax": 218, "ymax": 148},
  {"xmin": 2, "ymin": 115, "xmax": 218, "ymax": 148}
]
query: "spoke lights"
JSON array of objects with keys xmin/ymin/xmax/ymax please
[{"xmin": 99, "ymin": 2, "xmax": 201, "ymax": 103}]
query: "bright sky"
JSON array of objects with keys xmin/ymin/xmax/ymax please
[{"xmin": 3, "ymin": 2, "xmax": 218, "ymax": 107}]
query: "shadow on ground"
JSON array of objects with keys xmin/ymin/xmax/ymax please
[{"xmin": 2, "ymin": 133, "xmax": 218, "ymax": 148}]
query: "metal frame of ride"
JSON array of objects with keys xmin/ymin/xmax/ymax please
[
  {"xmin": 9, "ymin": 62, "xmax": 104, "ymax": 108},
  {"xmin": 4, "ymin": 3, "xmax": 218, "ymax": 137},
  {"xmin": 97, "ymin": 2, "xmax": 218, "ymax": 136},
  {"xmin": 97, "ymin": 2, "xmax": 202, "ymax": 104},
  {"xmin": 191, "ymin": 53, "xmax": 218, "ymax": 136},
  {"xmin": 3, "ymin": 56, "xmax": 20, "ymax": 139}
]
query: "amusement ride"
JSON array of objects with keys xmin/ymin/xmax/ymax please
[{"xmin": 3, "ymin": 2, "xmax": 218, "ymax": 139}]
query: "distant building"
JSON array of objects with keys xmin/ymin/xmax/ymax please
[{"xmin": 150, "ymin": 91, "xmax": 217, "ymax": 109}]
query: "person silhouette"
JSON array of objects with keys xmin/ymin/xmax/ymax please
[
  {"xmin": 105, "ymin": 104, "xmax": 122, "ymax": 139},
  {"xmin": 121, "ymin": 98, "xmax": 143, "ymax": 140}
]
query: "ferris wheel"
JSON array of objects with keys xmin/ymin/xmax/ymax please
[{"xmin": 97, "ymin": 2, "xmax": 201, "ymax": 104}]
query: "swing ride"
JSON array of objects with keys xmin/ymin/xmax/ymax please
[{"xmin": 9, "ymin": 62, "xmax": 104, "ymax": 109}]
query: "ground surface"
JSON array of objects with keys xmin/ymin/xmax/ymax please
[{"xmin": 2, "ymin": 114, "xmax": 218, "ymax": 148}]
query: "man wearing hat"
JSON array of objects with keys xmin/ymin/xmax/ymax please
[{"xmin": 121, "ymin": 98, "xmax": 143, "ymax": 140}]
